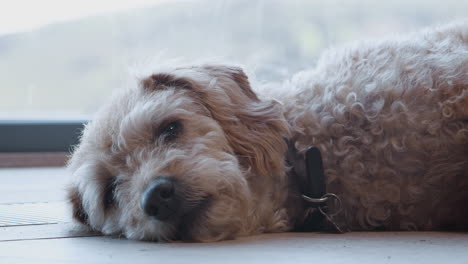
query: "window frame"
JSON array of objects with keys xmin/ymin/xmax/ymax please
[
  {"xmin": 0, "ymin": 120, "xmax": 86, "ymax": 167},
  {"xmin": 0, "ymin": 120, "xmax": 85, "ymax": 152}
]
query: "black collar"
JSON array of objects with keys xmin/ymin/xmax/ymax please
[
  {"xmin": 303, "ymin": 146, "xmax": 326, "ymax": 203},
  {"xmin": 286, "ymin": 141, "xmax": 348, "ymax": 233},
  {"xmin": 286, "ymin": 142, "xmax": 327, "ymax": 231}
]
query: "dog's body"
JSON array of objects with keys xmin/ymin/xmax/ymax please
[{"xmin": 68, "ymin": 22, "xmax": 468, "ymax": 242}]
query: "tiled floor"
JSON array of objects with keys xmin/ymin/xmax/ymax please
[{"xmin": 0, "ymin": 168, "xmax": 467, "ymax": 264}]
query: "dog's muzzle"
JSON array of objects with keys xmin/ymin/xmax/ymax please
[{"xmin": 140, "ymin": 177, "xmax": 181, "ymax": 221}]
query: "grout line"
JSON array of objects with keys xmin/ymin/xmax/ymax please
[
  {"xmin": 0, "ymin": 234, "xmax": 103, "ymax": 243},
  {"xmin": 0, "ymin": 223, "xmax": 63, "ymax": 228}
]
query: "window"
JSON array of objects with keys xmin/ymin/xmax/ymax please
[{"xmin": 1, "ymin": 0, "xmax": 466, "ymax": 163}]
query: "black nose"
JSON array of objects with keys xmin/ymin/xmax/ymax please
[{"xmin": 140, "ymin": 177, "xmax": 179, "ymax": 221}]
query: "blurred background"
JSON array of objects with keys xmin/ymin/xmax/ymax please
[{"xmin": 1, "ymin": 0, "xmax": 466, "ymax": 120}]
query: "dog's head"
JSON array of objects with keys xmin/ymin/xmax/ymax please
[{"xmin": 67, "ymin": 65, "xmax": 291, "ymax": 242}]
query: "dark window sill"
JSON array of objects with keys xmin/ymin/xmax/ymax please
[
  {"xmin": 0, "ymin": 120, "xmax": 86, "ymax": 152},
  {"xmin": 0, "ymin": 120, "xmax": 85, "ymax": 167}
]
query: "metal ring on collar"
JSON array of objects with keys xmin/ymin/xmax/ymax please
[
  {"xmin": 302, "ymin": 193, "xmax": 343, "ymax": 217},
  {"xmin": 318, "ymin": 193, "xmax": 343, "ymax": 217},
  {"xmin": 301, "ymin": 194, "xmax": 329, "ymax": 204}
]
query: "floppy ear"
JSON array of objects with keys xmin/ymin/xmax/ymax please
[
  {"xmin": 67, "ymin": 185, "xmax": 89, "ymax": 225},
  {"xmin": 141, "ymin": 73, "xmax": 193, "ymax": 92},
  {"xmin": 195, "ymin": 65, "xmax": 290, "ymax": 177}
]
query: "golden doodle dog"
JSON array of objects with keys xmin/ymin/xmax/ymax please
[{"xmin": 68, "ymin": 22, "xmax": 468, "ymax": 242}]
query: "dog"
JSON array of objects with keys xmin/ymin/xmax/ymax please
[{"xmin": 67, "ymin": 22, "xmax": 468, "ymax": 242}]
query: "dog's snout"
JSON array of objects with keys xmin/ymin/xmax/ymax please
[{"xmin": 141, "ymin": 177, "xmax": 179, "ymax": 221}]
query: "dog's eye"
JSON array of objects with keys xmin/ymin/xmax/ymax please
[{"xmin": 159, "ymin": 120, "xmax": 182, "ymax": 142}]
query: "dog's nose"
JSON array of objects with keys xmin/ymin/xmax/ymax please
[{"xmin": 140, "ymin": 177, "xmax": 179, "ymax": 221}]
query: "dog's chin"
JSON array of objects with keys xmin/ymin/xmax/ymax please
[
  {"xmin": 177, "ymin": 197, "xmax": 213, "ymax": 241},
  {"xmin": 123, "ymin": 217, "xmax": 177, "ymax": 242},
  {"xmin": 122, "ymin": 196, "xmax": 212, "ymax": 242}
]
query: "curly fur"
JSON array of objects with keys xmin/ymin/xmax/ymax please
[
  {"xmin": 67, "ymin": 21, "xmax": 468, "ymax": 242},
  {"xmin": 272, "ymin": 21, "xmax": 468, "ymax": 230}
]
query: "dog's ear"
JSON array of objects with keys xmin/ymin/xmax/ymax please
[
  {"xmin": 197, "ymin": 65, "xmax": 290, "ymax": 177},
  {"xmin": 204, "ymin": 65, "xmax": 260, "ymax": 101},
  {"xmin": 141, "ymin": 73, "xmax": 193, "ymax": 91},
  {"xmin": 67, "ymin": 185, "xmax": 89, "ymax": 225}
]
